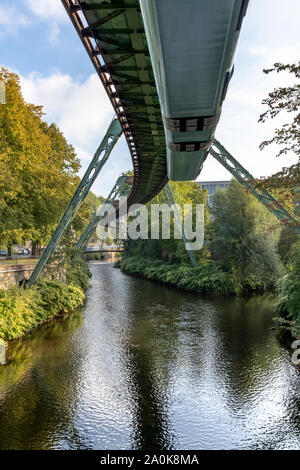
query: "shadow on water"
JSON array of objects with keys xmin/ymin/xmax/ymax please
[
  {"xmin": 0, "ymin": 310, "xmax": 93, "ymax": 449},
  {"xmin": 0, "ymin": 262, "xmax": 299, "ymax": 449}
]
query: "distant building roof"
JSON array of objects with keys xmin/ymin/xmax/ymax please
[
  {"xmin": 197, "ymin": 180, "xmax": 231, "ymax": 207},
  {"xmin": 197, "ymin": 180, "xmax": 231, "ymax": 185}
]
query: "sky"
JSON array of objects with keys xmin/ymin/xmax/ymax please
[{"xmin": 0, "ymin": 0, "xmax": 299, "ymax": 196}]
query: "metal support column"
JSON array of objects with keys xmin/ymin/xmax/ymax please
[
  {"xmin": 210, "ymin": 139, "xmax": 300, "ymax": 234},
  {"xmin": 164, "ymin": 183, "xmax": 198, "ymax": 267},
  {"xmin": 77, "ymin": 174, "xmax": 132, "ymax": 249},
  {"xmin": 27, "ymin": 118, "xmax": 122, "ymax": 287}
]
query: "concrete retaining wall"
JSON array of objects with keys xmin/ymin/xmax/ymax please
[{"xmin": 0, "ymin": 261, "xmax": 66, "ymax": 289}]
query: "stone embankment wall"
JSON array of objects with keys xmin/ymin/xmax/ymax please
[
  {"xmin": 0, "ymin": 260, "xmax": 66, "ymax": 289},
  {"xmin": 0, "ymin": 264, "xmax": 36, "ymax": 289}
]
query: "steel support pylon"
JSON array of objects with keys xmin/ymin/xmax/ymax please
[
  {"xmin": 210, "ymin": 139, "xmax": 300, "ymax": 234},
  {"xmin": 27, "ymin": 118, "xmax": 122, "ymax": 287},
  {"xmin": 164, "ymin": 183, "xmax": 198, "ymax": 267},
  {"xmin": 77, "ymin": 174, "xmax": 132, "ymax": 250}
]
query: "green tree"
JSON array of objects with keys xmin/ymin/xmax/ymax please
[
  {"xmin": 210, "ymin": 180, "xmax": 281, "ymax": 288},
  {"xmin": 123, "ymin": 181, "xmax": 209, "ymax": 264},
  {"xmin": 258, "ymin": 62, "xmax": 300, "ymax": 215},
  {"xmin": 0, "ymin": 67, "xmax": 80, "ymax": 251},
  {"xmin": 277, "ymin": 240, "xmax": 300, "ymax": 337},
  {"xmin": 71, "ymin": 190, "xmax": 101, "ymax": 237},
  {"xmin": 277, "ymin": 225, "xmax": 298, "ymax": 263}
]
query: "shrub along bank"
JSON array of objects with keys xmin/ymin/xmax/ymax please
[
  {"xmin": 275, "ymin": 240, "xmax": 300, "ymax": 338},
  {"xmin": 0, "ymin": 247, "xmax": 91, "ymax": 343},
  {"xmin": 118, "ymin": 255, "xmax": 273, "ymax": 296}
]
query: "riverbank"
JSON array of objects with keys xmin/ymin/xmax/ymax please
[
  {"xmin": 0, "ymin": 280, "xmax": 85, "ymax": 343},
  {"xmin": 0, "ymin": 247, "xmax": 91, "ymax": 343},
  {"xmin": 118, "ymin": 255, "xmax": 300, "ymax": 338},
  {"xmin": 117, "ymin": 255, "xmax": 273, "ymax": 296},
  {"xmin": 1, "ymin": 262, "xmax": 298, "ymax": 450}
]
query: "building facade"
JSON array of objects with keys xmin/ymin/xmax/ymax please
[{"xmin": 197, "ymin": 180, "xmax": 231, "ymax": 206}]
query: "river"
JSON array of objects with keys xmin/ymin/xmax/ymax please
[{"xmin": 0, "ymin": 262, "xmax": 299, "ymax": 450}]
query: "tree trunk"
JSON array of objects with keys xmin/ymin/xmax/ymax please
[{"xmin": 32, "ymin": 241, "xmax": 41, "ymax": 257}]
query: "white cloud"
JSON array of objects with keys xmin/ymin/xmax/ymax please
[
  {"xmin": 199, "ymin": 67, "xmax": 298, "ymax": 183},
  {"xmin": 20, "ymin": 71, "xmax": 131, "ymax": 196},
  {"xmin": 25, "ymin": 0, "xmax": 68, "ymax": 43},
  {"xmin": 248, "ymin": 45, "xmax": 300, "ymax": 66},
  {"xmin": 25, "ymin": 0, "xmax": 67, "ymax": 23},
  {"xmin": 20, "ymin": 72, "xmax": 114, "ymax": 148},
  {"xmin": 0, "ymin": 5, "xmax": 30, "ymax": 36},
  {"xmin": 198, "ymin": 0, "xmax": 300, "ymax": 183}
]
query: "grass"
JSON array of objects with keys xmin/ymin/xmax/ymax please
[
  {"xmin": 0, "ymin": 258, "xmax": 37, "ymax": 266},
  {"xmin": 0, "ymin": 279, "xmax": 85, "ymax": 343}
]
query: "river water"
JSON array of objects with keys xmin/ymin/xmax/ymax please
[{"xmin": 0, "ymin": 262, "xmax": 299, "ymax": 450}]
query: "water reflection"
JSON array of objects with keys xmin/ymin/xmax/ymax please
[{"xmin": 0, "ymin": 262, "xmax": 299, "ymax": 449}]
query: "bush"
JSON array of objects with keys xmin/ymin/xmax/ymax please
[
  {"xmin": 84, "ymin": 252, "xmax": 103, "ymax": 261},
  {"xmin": 119, "ymin": 255, "xmax": 266, "ymax": 296},
  {"xmin": 276, "ymin": 240, "xmax": 300, "ymax": 337},
  {"xmin": 0, "ymin": 246, "xmax": 91, "ymax": 342},
  {"xmin": 0, "ymin": 279, "xmax": 85, "ymax": 342},
  {"xmin": 64, "ymin": 246, "xmax": 92, "ymax": 291}
]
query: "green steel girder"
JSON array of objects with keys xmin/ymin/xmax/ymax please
[
  {"xmin": 210, "ymin": 139, "xmax": 300, "ymax": 233},
  {"xmin": 79, "ymin": 2, "xmax": 138, "ymax": 10},
  {"xmin": 110, "ymin": 65, "xmax": 155, "ymax": 72},
  {"xmin": 93, "ymin": 28, "xmax": 145, "ymax": 35},
  {"xmin": 164, "ymin": 184, "xmax": 198, "ymax": 268},
  {"xmin": 62, "ymin": 0, "xmax": 168, "ymax": 207},
  {"xmin": 77, "ymin": 174, "xmax": 132, "ymax": 249},
  {"xmin": 27, "ymin": 118, "xmax": 122, "ymax": 287}
]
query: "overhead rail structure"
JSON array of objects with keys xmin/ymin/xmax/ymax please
[
  {"xmin": 139, "ymin": 0, "xmax": 249, "ymax": 181},
  {"xmin": 25, "ymin": 0, "xmax": 297, "ymax": 286},
  {"xmin": 210, "ymin": 140, "xmax": 300, "ymax": 233},
  {"xmin": 77, "ymin": 173, "xmax": 132, "ymax": 249},
  {"xmin": 63, "ymin": 0, "xmax": 249, "ymax": 187},
  {"xmin": 27, "ymin": 118, "xmax": 122, "ymax": 287},
  {"xmin": 62, "ymin": 0, "xmax": 168, "ymax": 205}
]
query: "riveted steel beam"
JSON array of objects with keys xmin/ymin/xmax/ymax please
[
  {"xmin": 210, "ymin": 139, "xmax": 300, "ymax": 233},
  {"xmin": 164, "ymin": 184, "xmax": 198, "ymax": 267},
  {"xmin": 79, "ymin": 2, "xmax": 139, "ymax": 10},
  {"xmin": 27, "ymin": 118, "xmax": 122, "ymax": 287},
  {"xmin": 62, "ymin": 0, "xmax": 167, "ymax": 206}
]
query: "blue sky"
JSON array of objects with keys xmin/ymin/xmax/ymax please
[{"xmin": 0, "ymin": 0, "xmax": 299, "ymax": 196}]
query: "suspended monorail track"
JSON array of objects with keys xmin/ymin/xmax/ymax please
[{"xmin": 62, "ymin": 0, "xmax": 168, "ymax": 205}]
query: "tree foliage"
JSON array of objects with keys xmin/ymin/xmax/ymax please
[
  {"xmin": 0, "ymin": 67, "xmax": 98, "ymax": 250},
  {"xmin": 123, "ymin": 181, "xmax": 210, "ymax": 264},
  {"xmin": 276, "ymin": 239, "xmax": 300, "ymax": 338},
  {"xmin": 210, "ymin": 180, "xmax": 281, "ymax": 288},
  {"xmin": 258, "ymin": 62, "xmax": 300, "ymax": 212}
]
